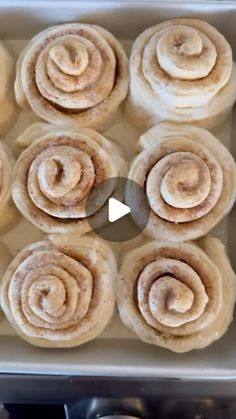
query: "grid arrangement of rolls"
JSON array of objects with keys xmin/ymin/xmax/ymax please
[{"xmin": 0, "ymin": 18, "xmax": 236, "ymax": 352}]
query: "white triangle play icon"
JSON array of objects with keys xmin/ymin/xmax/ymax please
[{"xmin": 108, "ymin": 197, "xmax": 131, "ymax": 222}]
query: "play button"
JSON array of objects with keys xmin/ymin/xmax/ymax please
[
  {"xmin": 85, "ymin": 177, "xmax": 150, "ymax": 242},
  {"xmin": 108, "ymin": 198, "xmax": 131, "ymax": 222}
]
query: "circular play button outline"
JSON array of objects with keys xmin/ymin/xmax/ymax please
[{"xmin": 85, "ymin": 177, "xmax": 150, "ymax": 242}]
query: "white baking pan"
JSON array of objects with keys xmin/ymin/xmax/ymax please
[{"xmin": 1, "ymin": 0, "xmax": 236, "ymax": 379}]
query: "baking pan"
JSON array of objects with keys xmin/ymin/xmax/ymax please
[{"xmin": 1, "ymin": 0, "xmax": 236, "ymax": 379}]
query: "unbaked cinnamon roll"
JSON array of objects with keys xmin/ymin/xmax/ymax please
[
  {"xmin": 117, "ymin": 237, "xmax": 236, "ymax": 352},
  {"xmin": 0, "ymin": 235, "xmax": 116, "ymax": 347},
  {"xmin": 127, "ymin": 123, "xmax": 236, "ymax": 241},
  {"xmin": 125, "ymin": 18, "xmax": 236, "ymax": 131},
  {"xmin": 0, "ymin": 41, "xmax": 16, "ymax": 135},
  {"xmin": 0, "ymin": 142, "xmax": 19, "ymax": 233},
  {"xmin": 15, "ymin": 24, "xmax": 129, "ymax": 130},
  {"xmin": 12, "ymin": 123, "xmax": 126, "ymax": 234}
]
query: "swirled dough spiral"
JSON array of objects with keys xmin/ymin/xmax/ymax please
[
  {"xmin": 117, "ymin": 237, "xmax": 236, "ymax": 352},
  {"xmin": 0, "ymin": 142, "xmax": 19, "ymax": 233},
  {"xmin": 127, "ymin": 123, "xmax": 236, "ymax": 241},
  {"xmin": 125, "ymin": 18, "xmax": 236, "ymax": 131},
  {"xmin": 12, "ymin": 122, "xmax": 126, "ymax": 234},
  {"xmin": 0, "ymin": 235, "xmax": 116, "ymax": 347},
  {"xmin": 14, "ymin": 24, "xmax": 129, "ymax": 130},
  {"xmin": 0, "ymin": 41, "xmax": 16, "ymax": 135}
]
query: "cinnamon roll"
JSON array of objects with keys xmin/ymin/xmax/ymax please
[
  {"xmin": 15, "ymin": 24, "xmax": 129, "ymax": 130},
  {"xmin": 117, "ymin": 236, "xmax": 236, "ymax": 352},
  {"xmin": 127, "ymin": 123, "xmax": 236, "ymax": 241},
  {"xmin": 125, "ymin": 19, "xmax": 236, "ymax": 131},
  {"xmin": 0, "ymin": 41, "xmax": 16, "ymax": 135},
  {"xmin": 12, "ymin": 123, "xmax": 126, "ymax": 234},
  {"xmin": 0, "ymin": 142, "xmax": 19, "ymax": 233},
  {"xmin": 0, "ymin": 235, "xmax": 116, "ymax": 347}
]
